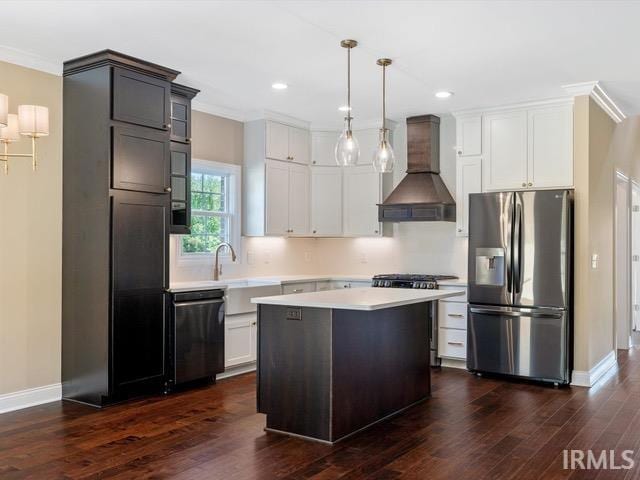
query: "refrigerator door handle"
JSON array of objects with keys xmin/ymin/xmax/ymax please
[
  {"xmin": 505, "ymin": 192, "xmax": 514, "ymax": 295},
  {"xmin": 469, "ymin": 307, "xmax": 563, "ymax": 319},
  {"xmin": 513, "ymin": 198, "xmax": 523, "ymax": 295}
]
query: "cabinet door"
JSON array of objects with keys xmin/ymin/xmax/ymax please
[
  {"xmin": 354, "ymin": 128, "xmax": 379, "ymax": 165},
  {"xmin": 527, "ymin": 105, "xmax": 573, "ymax": 188},
  {"xmin": 111, "ymin": 191, "xmax": 169, "ymax": 390},
  {"xmin": 265, "ymin": 121, "xmax": 289, "ymax": 161},
  {"xmin": 343, "ymin": 165, "xmax": 382, "ymax": 236},
  {"xmin": 289, "ymin": 126, "xmax": 310, "ymax": 164},
  {"xmin": 225, "ymin": 313, "xmax": 255, "ymax": 367},
  {"xmin": 455, "ymin": 115, "xmax": 482, "ymax": 157},
  {"xmin": 455, "ymin": 157, "xmax": 483, "ymax": 237},
  {"xmin": 170, "ymin": 94, "xmax": 191, "ymax": 143},
  {"xmin": 112, "ymin": 67, "xmax": 170, "ymax": 131},
  {"xmin": 311, "ymin": 166, "xmax": 342, "ymax": 236},
  {"xmin": 483, "ymin": 110, "xmax": 528, "ymax": 191},
  {"xmin": 265, "ymin": 159, "xmax": 290, "ymax": 235},
  {"xmin": 169, "ymin": 142, "xmax": 191, "ymax": 234},
  {"xmin": 112, "ymin": 126, "xmax": 170, "ymax": 194},
  {"xmin": 288, "ymin": 163, "xmax": 310, "ymax": 235},
  {"xmin": 311, "ymin": 131, "xmax": 338, "ymax": 166}
]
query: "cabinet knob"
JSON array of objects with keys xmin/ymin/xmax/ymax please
[
  {"xmin": 165, "ymin": 123, "xmax": 172, "ymax": 129},
  {"xmin": 186, "ymin": 137, "xmax": 192, "ymax": 143},
  {"xmin": 165, "ymin": 187, "xmax": 172, "ymax": 193},
  {"xmin": 457, "ymin": 228, "xmax": 462, "ymax": 232},
  {"xmin": 252, "ymin": 321, "xmax": 257, "ymax": 326},
  {"xmin": 522, "ymin": 183, "xmax": 527, "ymax": 187},
  {"xmin": 313, "ymin": 230, "xmax": 317, "ymax": 234},
  {"xmin": 374, "ymin": 230, "xmax": 379, "ymax": 234},
  {"xmin": 312, "ymin": 161, "xmax": 316, "ymax": 164},
  {"xmin": 528, "ymin": 182, "xmax": 533, "ymax": 187},
  {"xmin": 457, "ymin": 150, "xmax": 463, "ymax": 155}
]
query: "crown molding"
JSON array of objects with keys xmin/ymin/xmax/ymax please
[
  {"xmin": 310, "ymin": 117, "xmax": 398, "ymax": 132},
  {"xmin": 191, "ymin": 99, "xmax": 246, "ymax": 123},
  {"xmin": 244, "ymin": 109, "xmax": 311, "ymax": 129},
  {"xmin": 452, "ymin": 96, "xmax": 574, "ymax": 118},
  {"xmin": 0, "ymin": 45, "xmax": 62, "ymax": 76},
  {"xmin": 562, "ymin": 81, "xmax": 626, "ymax": 123}
]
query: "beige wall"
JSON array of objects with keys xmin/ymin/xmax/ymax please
[
  {"xmin": 0, "ymin": 61, "xmax": 62, "ymax": 395},
  {"xmin": 573, "ymin": 96, "xmax": 619, "ymax": 372},
  {"xmin": 191, "ymin": 110, "xmax": 243, "ymax": 165}
]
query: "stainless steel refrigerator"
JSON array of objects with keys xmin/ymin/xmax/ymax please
[{"xmin": 467, "ymin": 190, "xmax": 573, "ymax": 384}]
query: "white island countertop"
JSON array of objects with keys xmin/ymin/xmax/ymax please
[{"xmin": 251, "ymin": 287, "xmax": 465, "ymax": 311}]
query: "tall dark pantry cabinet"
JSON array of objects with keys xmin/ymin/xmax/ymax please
[{"xmin": 62, "ymin": 51, "xmax": 198, "ymax": 407}]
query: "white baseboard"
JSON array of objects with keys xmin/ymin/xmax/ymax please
[
  {"xmin": 0, "ymin": 383, "xmax": 62, "ymax": 414},
  {"xmin": 440, "ymin": 358, "xmax": 467, "ymax": 370},
  {"xmin": 571, "ymin": 350, "xmax": 617, "ymax": 387},
  {"xmin": 216, "ymin": 363, "xmax": 256, "ymax": 380}
]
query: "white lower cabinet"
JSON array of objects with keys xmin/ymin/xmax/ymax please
[
  {"xmin": 225, "ymin": 313, "xmax": 257, "ymax": 367},
  {"xmin": 438, "ymin": 285, "xmax": 468, "ymax": 361},
  {"xmin": 438, "ymin": 328, "xmax": 467, "ymax": 360},
  {"xmin": 282, "ymin": 282, "xmax": 317, "ymax": 295}
]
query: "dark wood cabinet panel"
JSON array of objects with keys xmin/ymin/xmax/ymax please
[
  {"xmin": 112, "ymin": 292, "xmax": 166, "ymax": 389},
  {"xmin": 169, "ymin": 141, "xmax": 191, "ymax": 234},
  {"xmin": 112, "ymin": 126, "xmax": 170, "ymax": 194},
  {"xmin": 112, "ymin": 191, "xmax": 169, "ymax": 293},
  {"xmin": 112, "ymin": 67, "xmax": 170, "ymax": 130}
]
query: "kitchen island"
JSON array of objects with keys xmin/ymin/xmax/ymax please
[{"xmin": 251, "ymin": 287, "xmax": 464, "ymax": 444}]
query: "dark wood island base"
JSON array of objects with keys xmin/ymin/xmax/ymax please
[{"xmin": 256, "ymin": 302, "xmax": 431, "ymax": 444}]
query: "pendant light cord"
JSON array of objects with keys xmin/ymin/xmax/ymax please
[
  {"xmin": 382, "ymin": 64, "xmax": 386, "ymax": 132},
  {"xmin": 347, "ymin": 46, "xmax": 352, "ymax": 132}
]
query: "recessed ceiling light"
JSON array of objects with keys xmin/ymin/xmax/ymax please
[
  {"xmin": 435, "ymin": 91, "xmax": 453, "ymax": 99},
  {"xmin": 272, "ymin": 82, "xmax": 288, "ymax": 90},
  {"xmin": 338, "ymin": 105, "xmax": 352, "ymax": 112}
]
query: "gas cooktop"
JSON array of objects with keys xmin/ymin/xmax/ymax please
[{"xmin": 371, "ymin": 274, "xmax": 458, "ymax": 289}]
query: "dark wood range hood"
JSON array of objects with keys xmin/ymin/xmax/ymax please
[{"xmin": 378, "ymin": 114, "xmax": 456, "ymax": 222}]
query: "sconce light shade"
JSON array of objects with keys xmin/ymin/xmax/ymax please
[
  {"xmin": 0, "ymin": 94, "xmax": 8, "ymax": 128},
  {"xmin": 0, "ymin": 114, "xmax": 20, "ymax": 142},
  {"xmin": 18, "ymin": 105, "xmax": 49, "ymax": 137}
]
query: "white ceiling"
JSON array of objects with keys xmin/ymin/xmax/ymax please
[{"xmin": 2, "ymin": 0, "xmax": 640, "ymax": 127}]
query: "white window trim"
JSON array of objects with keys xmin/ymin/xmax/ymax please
[{"xmin": 175, "ymin": 159, "xmax": 242, "ymax": 266}]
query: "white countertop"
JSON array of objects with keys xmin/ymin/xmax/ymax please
[{"xmin": 251, "ymin": 287, "xmax": 465, "ymax": 311}]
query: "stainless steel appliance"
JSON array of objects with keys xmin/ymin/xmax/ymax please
[
  {"xmin": 170, "ymin": 289, "xmax": 225, "ymax": 386},
  {"xmin": 372, "ymin": 274, "xmax": 459, "ymax": 366},
  {"xmin": 467, "ymin": 190, "xmax": 573, "ymax": 384}
]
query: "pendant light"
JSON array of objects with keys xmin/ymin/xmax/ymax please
[
  {"xmin": 334, "ymin": 39, "xmax": 360, "ymax": 166},
  {"xmin": 372, "ymin": 58, "xmax": 395, "ymax": 173}
]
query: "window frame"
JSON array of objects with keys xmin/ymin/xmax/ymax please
[{"xmin": 176, "ymin": 158, "xmax": 241, "ymax": 265}]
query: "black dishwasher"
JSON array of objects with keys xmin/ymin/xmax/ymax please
[{"xmin": 169, "ymin": 289, "xmax": 225, "ymax": 387}]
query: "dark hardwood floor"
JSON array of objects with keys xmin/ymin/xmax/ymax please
[{"xmin": 2, "ymin": 349, "xmax": 640, "ymax": 479}]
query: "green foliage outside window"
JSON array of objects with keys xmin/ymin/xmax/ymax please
[{"xmin": 182, "ymin": 171, "xmax": 231, "ymax": 254}]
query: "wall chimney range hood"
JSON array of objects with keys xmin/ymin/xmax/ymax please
[{"xmin": 378, "ymin": 114, "xmax": 456, "ymax": 222}]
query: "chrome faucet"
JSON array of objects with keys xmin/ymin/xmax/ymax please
[{"xmin": 213, "ymin": 242, "xmax": 237, "ymax": 281}]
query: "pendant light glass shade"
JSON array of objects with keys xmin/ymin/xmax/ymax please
[
  {"xmin": 335, "ymin": 39, "xmax": 360, "ymax": 166},
  {"xmin": 373, "ymin": 58, "xmax": 394, "ymax": 173},
  {"xmin": 372, "ymin": 128, "xmax": 395, "ymax": 173},
  {"xmin": 335, "ymin": 117, "xmax": 360, "ymax": 167}
]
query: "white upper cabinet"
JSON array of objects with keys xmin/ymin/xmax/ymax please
[
  {"xmin": 311, "ymin": 166, "xmax": 343, "ymax": 236},
  {"xmin": 353, "ymin": 128, "xmax": 379, "ymax": 165},
  {"xmin": 343, "ymin": 165, "xmax": 383, "ymax": 236},
  {"xmin": 483, "ymin": 110, "xmax": 529, "ymax": 191},
  {"xmin": 456, "ymin": 157, "xmax": 483, "ymax": 237},
  {"xmin": 289, "ymin": 127, "xmax": 310, "ymax": 165},
  {"xmin": 265, "ymin": 159, "xmax": 291, "ymax": 235},
  {"xmin": 288, "ymin": 163, "xmax": 311, "ymax": 235},
  {"xmin": 455, "ymin": 115, "xmax": 482, "ymax": 157},
  {"xmin": 472, "ymin": 100, "xmax": 574, "ymax": 192},
  {"xmin": 265, "ymin": 121, "xmax": 310, "ymax": 164},
  {"xmin": 311, "ymin": 131, "xmax": 338, "ymax": 166},
  {"xmin": 265, "ymin": 121, "xmax": 290, "ymax": 161},
  {"xmin": 527, "ymin": 104, "xmax": 573, "ymax": 188}
]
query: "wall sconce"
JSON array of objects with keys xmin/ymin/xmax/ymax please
[{"xmin": 0, "ymin": 94, "xmax": 50, "ymax": 174}]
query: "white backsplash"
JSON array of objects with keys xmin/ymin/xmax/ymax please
[{"xmin": 170, "ymin": 114, "xmax": 468, "ymax": 283}]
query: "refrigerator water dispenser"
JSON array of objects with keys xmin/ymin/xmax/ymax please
[{"xmin": 475, "ymin": 248, "xmax": 505, "ymax": 286}]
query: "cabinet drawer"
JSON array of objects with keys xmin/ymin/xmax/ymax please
[
  {"xmin": 439, "ymin": 285, "xmax": 468, "ymax": 303},
  {"xmin": 438, "ymin": 328, "xmax": 467, "ymax": 360},
  {"xmin": 438, "ymin": 302, "xmax": 467, "ymax": 329},
  {"xmin": 282, "ymin": 282, "xmax": 317, "ymax": 295},
  {"xmin": 112, "ymin": 126, "xmax": 170, "ymax": 194},
  {"xmin": 112, "ymin": 67, "xmax": 170, "ymax": 130}
]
